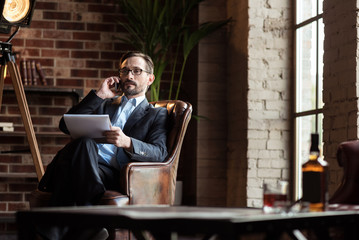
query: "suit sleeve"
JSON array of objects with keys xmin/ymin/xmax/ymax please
[
  {"xmin": 127, "ymin": 107, "xmax": 168, "ymax": 163},
  {"xmin": 59, "ymin": 90, "xmax": 106, "ymax": 134}
]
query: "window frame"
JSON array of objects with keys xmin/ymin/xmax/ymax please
[{"xmin": 293, "ymin": 0, "xmax": 324, "ymax": 200}]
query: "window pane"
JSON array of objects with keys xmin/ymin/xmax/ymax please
[
  {"xmin": 318, "ymin": 0, "xmax": 323, "ymax": 14},
  {"xmin": 297, "ymin": 115, "xmax": 316, "ymax": 166},
  {"xmin": 295, "ymin": 114, "xmax": 323, "ymax": 199},
  {"xmin": 318, "ymin": 113, "xmax": 323, "ymax": 152},
  {"xmin": 296, "ymin": 22, "xmax": 317, "ymax": 112},
  {"xmin": 318, "ymin": 19, "xmax": 324, "ymax": 109},
  {"xmin": 295, "ymin": 115, "xmax": 317, "ymax": 199},
  {"xmin": 296, "ymin": 0, "xmax": 317, "ymax": 24}
]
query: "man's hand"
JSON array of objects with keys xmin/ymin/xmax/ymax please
[
  {"xmin": 104, "ymin": 126, "xmax": 133, "ymax": 151},
  {"xmin": 96, "ymin": 76, "xmax": 120, "ymax": 99}
]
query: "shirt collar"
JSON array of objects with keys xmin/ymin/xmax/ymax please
[{"xmin": 122, "ymin": 95, "xmax": 145, "ymax": 108}]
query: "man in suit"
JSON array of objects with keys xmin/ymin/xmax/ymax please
[{"xmin": 38, "ymin": 51, "xmax": 168, "ymax": 208}]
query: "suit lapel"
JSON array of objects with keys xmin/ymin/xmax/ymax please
[
  {"xmin": 107, "ymin": 96, "xmax": 122, "ymax": 121},
  {"xmin": 123, "ymin": 98, "xmax": 149, "ymax": 134}
]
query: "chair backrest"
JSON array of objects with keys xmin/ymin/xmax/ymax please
[
  {"xmin": 150, "ymin": 100, "xmax": 192, "ymax": 203},
  {"xmin": 330, "ymin": 140, "xmax": 359, "ymax": 204},
  {"xmin": 152, "ymin": 100, "xmax": 192, "ymax": 162},
  {"xmin": 121, "ymin": 100, "xmax": 192, "ymax": 205}
]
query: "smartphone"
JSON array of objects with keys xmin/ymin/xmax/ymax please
[{"xmin": 114, "ymin": 82, "xmax": 120, "ymax": 92}]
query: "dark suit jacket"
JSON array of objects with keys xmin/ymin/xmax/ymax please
[{"xmin": 59, "ymin": 90, "xmax": 168, "ymax": 163}]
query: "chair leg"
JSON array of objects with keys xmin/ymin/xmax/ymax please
[{"xmin": 108, "ymin": 229, "xmax": 130, "ymax": 240}]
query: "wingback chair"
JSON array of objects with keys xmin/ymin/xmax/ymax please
[
  {"xmin": 29, "ymin": 100, "xmax": 192, "ymax": 208},
  {"xmin": 329, "ymin": 140, "xmax": 359, "ymax": 204}
]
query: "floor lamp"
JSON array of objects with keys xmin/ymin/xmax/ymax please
[{"xmin": 0, "ymin": 0, "xmax": 44, "ymax": 181}]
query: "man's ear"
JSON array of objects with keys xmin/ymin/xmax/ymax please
[{"xmin": 147, "ymin": 74, "xmax": 155, "ymax": 86}]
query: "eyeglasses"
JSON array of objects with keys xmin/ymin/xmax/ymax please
[{"xmin": 119, "ymin": 68, "xmax": 151, "ymax": 76}]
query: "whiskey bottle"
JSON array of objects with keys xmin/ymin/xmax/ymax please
[{"xmin": 302, "ymin": 133, "xmax": 328, "ymax": 212}]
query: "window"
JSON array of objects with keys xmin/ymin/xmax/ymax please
[{"xmin": 294, "ymin": 0, "xmax": 324, "ymax": 199}]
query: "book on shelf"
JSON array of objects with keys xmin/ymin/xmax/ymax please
[
  {"xmin": 31, "ymin": 60, "xmax": 38, "ymax": 86},
  {"xmin": 19, "ymin": 60, "xmax": 47, "ymax": 86},
  {"xmin": 26, "ymin": 60, "xmax": 32, "ymax": 85},
  {"xmin": 35, "ymin": 62, "xmax": 47, "ymax": 86},
  {"xmin": 0, "ymin": 122, "xmax": 14, "ymax": 132},
  {"xmin": 20, "ymin": 60, "xmax": 28, "ymax": 85}
]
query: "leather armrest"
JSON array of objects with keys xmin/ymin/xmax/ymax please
[
  {"xmin": 120, "ymin": 161, "xmax": 174, "ymax": 205},
  {"xmin": 330, "ymin": 140, "xmax": 359, "ymax": 204}
]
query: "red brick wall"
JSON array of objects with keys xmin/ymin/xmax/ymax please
[
  {"xmin": 3, "ymin": 0, "xmax": 124, "ymax": 92},
  {"xmin": 0, "ymin": 0, "xmax": 124, "ymax": 218}
]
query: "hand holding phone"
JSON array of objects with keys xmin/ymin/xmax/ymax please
[{"xmin": 96, "ymin": 76, "xmax": 121, "ymax": 99}]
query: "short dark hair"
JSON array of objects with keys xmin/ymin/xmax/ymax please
[{"xmin": 119, "ymin": 51, "xmax": 154, "ymax": 74}]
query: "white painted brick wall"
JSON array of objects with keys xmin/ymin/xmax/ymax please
[
  {"xmin": 248, "ymin": 139, "xmax": 267, "ymax": 149},
  {"xmin": 247, "ymin": 130, "xmax": 269, "ymax": 139},
  {"xmin": 258, "ymin": 150, "xmax": 282, "ymax": 159},
  {"xmin": 247, "ymin": 187, "xmax": 263, "ymax": 199},
  {"xmin": 248, "ymin": 120, "xmax": 270, "ymax": 130},
  {"xmin": 258, "ymin": 159, "xmax": 271, "ymax": 168},
  {"xmin": 247, "ymin": 178, "xmax": 262, "ymax": 188},
  {"xmin": 246, "ymin": 0, "xmax": 291, "ymax": 207},
  {"xmin": 248, "ymin": 110, "xmax": 280, "ymax": 120},
  {"xmin": 257, "ymin": 169, "xmax": 282, "ymax": 178}
]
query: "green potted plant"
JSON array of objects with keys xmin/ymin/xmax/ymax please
[{"xmin": 116, "ymin": 0, "xmax": 230, "ymax": 101}]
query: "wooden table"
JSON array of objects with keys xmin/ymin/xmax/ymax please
[{"xmin": 16, "ymin": 205, "xmax": 359, "ymax": 240}]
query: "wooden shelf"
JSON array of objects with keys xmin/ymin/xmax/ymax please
[
  {"xmin": 3, "ymin": 85, "xmax": 84, "ymax": 103},
  {"xmin": 0, "ymin": 173, "xmax": 37, "ymax": 179},
  {"xmin": 0, "ymin": 212, "xmax": 16, "ymax": 223},
  {"xmin": 0, "ymin": 131, "xmax": 69, "ymax": 137}
]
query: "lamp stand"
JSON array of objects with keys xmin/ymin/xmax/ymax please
[{"xmin": 0, "ymin": 32, "xmax": 44, "ymax": 181}]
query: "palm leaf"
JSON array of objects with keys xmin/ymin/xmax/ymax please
[{"xmin": 116, "ymin": 0, "xmax": 230, "ymax": 101}]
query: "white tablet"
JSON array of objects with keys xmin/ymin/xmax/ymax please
[{"xmin": 63, "ymin": 114, "xmax": 111, "ymax": 139}]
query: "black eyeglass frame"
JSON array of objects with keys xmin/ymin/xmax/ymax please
[{"xmin": 118, "ymin": 68, "xmax": 151, "ymax": 76}]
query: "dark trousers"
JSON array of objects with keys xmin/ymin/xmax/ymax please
[{"xmin": 38, "ymin": 137, "xmax": 120, "ymax": 206}]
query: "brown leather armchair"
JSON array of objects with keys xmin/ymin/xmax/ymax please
[
  {"xmin": 329, "ymin": 140, "xmax": 359, "ymax": 204},
  {"xmin": 29, "ymin": 100, "xmax": 192, "ymax": 208}
]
